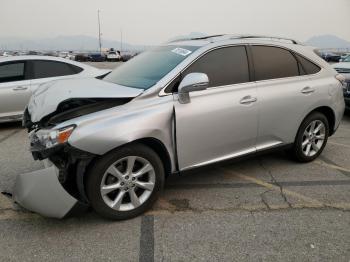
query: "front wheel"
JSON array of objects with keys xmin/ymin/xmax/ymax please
[
  {"xmin": 86, "ymin": 144, "xmax": 165, "ymax": 220},
  {"xmin": 290, "ymin": 112, "xmax": 329, "ymax": 162}
]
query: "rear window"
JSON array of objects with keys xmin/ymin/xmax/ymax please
[
  {"xmin": 251, "ymin": 46, "xmax": 299, "ymax": 81},
  {"xmin": 31, "ymin": 60, "xmax": 82, "ymax": 79},
  {"xmin": 0, "ymin": 62, "xmax": 25, "ymax": 83},
  {"xmin": 295, "ymin": 54, "xmax": 321, "ymax": 75}
]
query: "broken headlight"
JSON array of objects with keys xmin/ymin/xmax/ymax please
[{"xmin": 30, "ymin": 125, "xmax": 76, "ymax": 149}]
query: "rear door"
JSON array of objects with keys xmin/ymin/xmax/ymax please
[
  {"xmin": 28, "ymin": 60, "xmax": 83, "ymax": 92},
  {"xmin": 0, "ymin": 61, "xmax": 31, "ymax": 119},
  {"xmin": 174, "ymin": 46, "xmax": 258, "ymax": 170},
  {"xmin": 250, "ymin": 45, "xmax": 322, "ymax": 149}
]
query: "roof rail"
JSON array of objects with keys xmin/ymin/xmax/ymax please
[
  {"xmin": 229, "ymin": 35, "xmax": 301, "ymax": 45},
  {"xmin": 168, "ymin": 34, "xmax": 225, "ymax": 43},
  {"xmin": 168, "ymin": 34, "xmax": 301, "ymax": 45}
]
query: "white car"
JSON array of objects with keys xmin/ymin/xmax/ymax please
[
  {"xmin": 106, "ymin": 51, "xmax": 121, "ymax": 62},
  {"xmin": 0, "ymin": 56, "xmax": 111, "ymax": 123}
]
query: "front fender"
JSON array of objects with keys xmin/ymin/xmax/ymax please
[{"xmin": 68, "ymin": 96, "xmax": 175, "ymax": 169}]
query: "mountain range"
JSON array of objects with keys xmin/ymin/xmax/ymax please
[{"xmin": 0, "ymin": 34, "xmax": 349, "ymax": 51}]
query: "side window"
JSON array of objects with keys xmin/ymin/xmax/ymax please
[
  {"xmin": 31, "ymin": 60, "xmax": 83, "ymax": 79},
  {"xmin": 183, "ymin": 46, "xmax": 250, "ymax": 88},
  {"xmin": 251, "ymin": 46, "xmax": 299, "ymax": 81},
  {"xmin": 295, "ymin": 54, "xmax": 321, "ymax": 75},
  {"xmin": 0, "ymin": 62, "xmax": 25, "ymax": 83}
]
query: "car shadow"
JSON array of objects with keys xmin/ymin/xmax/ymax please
[{"xmin": 0, "ymin": 121, "xmax": 23, "ymax": 130}]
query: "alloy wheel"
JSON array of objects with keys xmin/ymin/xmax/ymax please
[
  {"xmin": 100, "ymin": 156, "xmax": 156, "ymax": 211},
  {"xmin": 301, "ymin": 120, "xmax": 326, "ymax": 157}
]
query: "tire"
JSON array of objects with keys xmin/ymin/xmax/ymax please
[
  {"xmin": 86, "ymin": 144, "xmax": 165, "ymax": 220},
  {"xmin": 289, "ymin": 112, "xmax": 329, "ymax": 162}
]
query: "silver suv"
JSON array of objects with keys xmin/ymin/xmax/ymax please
[{"xmin": 14, "ymin": 35, "xmax": 345, "ymax": 220}]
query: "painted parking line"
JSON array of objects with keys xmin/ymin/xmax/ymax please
[
  {"xmin": 328, "ymin": 141, "xmax": 350, "ymax": 149},
  {"xmin": 0, "ymin": 193, "xmax": 13, "ymax": 210},
  {"xmin": 224, "ymin": 170, "xmax": 324, "ymax": 207},
  {"xmin": 316, "ymin": 159, "xmax": 350, "ymax": 174},
  {"xmin": 0, "ymin": 209, "xmax": 39, "ymax": 220},
  {"xmin": 139, "ymin": 215, "xmax": 154, "ymax": 262},
  {"xmin": 166, "ymin": 179, "xmax": 350, "ymax": 190},
  {"xmin": 222, "ymin": 169, "xmax": 350, "ymax": 210}
]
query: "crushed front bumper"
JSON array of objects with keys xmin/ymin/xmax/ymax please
[{"xmin": 13, "ymin": 165, "xmax": 87, "ymax": 219}]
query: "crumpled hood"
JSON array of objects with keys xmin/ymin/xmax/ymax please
[{"xmin": 28, "ymin": 78, "xmax": 143, "ymax": 123}]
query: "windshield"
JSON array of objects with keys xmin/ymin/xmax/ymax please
[
  {"xmin": 104, "ymin": 45, "xmax": 199, "ymax": 89},
  {"xmin": 343, "ymin": 56, "xmax": 350, "ymax": 62}
]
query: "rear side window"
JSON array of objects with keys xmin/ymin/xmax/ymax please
[
  {"xmin": 251, "ymin": 46, "xmax": 299, "ymax": 81},
  {"xmin": 183, "ymin": 46, "xmax": 250, "ymax": 88},
  {"xmin": 31, "ymin": 60, "xmax": 83, "ymax": 79},
  {"xmin": 295, "ymin": 54, "xmax": 321, "ymax": 75},
  {"xmin": 0, "ymin": 62, "xmax": 25, "ymax": 83}
]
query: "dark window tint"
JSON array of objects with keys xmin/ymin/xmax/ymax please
[
  {"xmin": 32, "ymin": 60, "xmax": 82, "ymax": 79},
  {"xmin": 183, "ymin": 46, "xmax": 250, "ymax": 88},
  {"xmin": 295, "ymin": 54, "xmax": 321, "ymax": 75},
  {"xmin": 251, "ymin": 46, "xmax": 299, "ymax": 81},
  {"xmin": 0, "ymin": 62, "xmax": 25, "ymax": 83}
]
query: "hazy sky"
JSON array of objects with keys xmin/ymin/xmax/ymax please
[{"xmin": 1, "ymin": 0, "xmax": 349, "ymax": 45}]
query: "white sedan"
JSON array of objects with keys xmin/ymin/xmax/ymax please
[{"xmin": 0, "ymin": 56, "xmax": 111, "ymax": 123}]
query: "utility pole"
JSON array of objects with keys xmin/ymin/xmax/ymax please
[
  {"xmin": 98, "ymin": 10, "xmax": 102, "ymax": 54},
  {"xmin": 120, "ymin": 29, "xmax": 123, "ymax": 53}
]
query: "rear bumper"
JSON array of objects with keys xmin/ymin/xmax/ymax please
[{"xmin": 13, "ymin": 165, "xmax": 87, "ymax": 219}]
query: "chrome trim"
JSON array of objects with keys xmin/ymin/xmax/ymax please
[
  {"xmin": 256, "ymin": 141, "xmax": 283, "ymax": 151},
  {"xmin": 181, "ymin": 148, "xmax": 256, "ymax": 171}
]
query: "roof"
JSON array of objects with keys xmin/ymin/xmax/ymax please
[{"xmin": 0, "ymin": 55, "xmax": 74, "ymax": 63}]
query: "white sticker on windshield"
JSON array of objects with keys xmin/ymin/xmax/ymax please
[{"xmin": 171, "ymin": 48, "xmax": 192, "ymax": 57}]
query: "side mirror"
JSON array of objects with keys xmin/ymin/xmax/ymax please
[{"xmin": 178, "ymin": 73, "xmax": 209, "ymax": 104}]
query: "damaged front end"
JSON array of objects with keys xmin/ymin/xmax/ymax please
[
  {"xmin": 13, "ymin": 78, "xmax": 143, "ymax": 218},
  {"xmin": 23, "ymin": 97, "xmax": 132, "ymax": 131},
  {"xmin": 15, "ymin": 102, "xmax": 137, "ymax": 218},
  {"xmin": 13, "ymin": 123, "xmax": 97, "ymax": 218}
]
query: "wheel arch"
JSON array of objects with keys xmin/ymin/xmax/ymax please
[
  {"xmin": 90, "ymin": 137, "xmax": 173, "ymax": 178},
  {"xmin": 299, "ymin": 106, "xmax": 336, "ymax": 137},
  {"xmin": 310, "ymin": 106, "xmax": 336, "ymax": 136}
]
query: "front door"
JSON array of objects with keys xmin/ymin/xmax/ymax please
[{"xmin": 174, "ymin": 46, "xmax": 258, "ymax": 170}]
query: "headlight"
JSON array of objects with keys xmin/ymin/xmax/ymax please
[{"xmin": 32, "ymin": 125, "xmax": 76, "ymax": 149}]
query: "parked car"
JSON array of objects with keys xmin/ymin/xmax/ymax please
[
  {"xmin": 321, "ymin": 52, "xmax": 341, "ymax": 62},
  {"xmin": 74, "ymin": 53, "xmax": 90, "ymax": 62},
  {"xmin": 340, "ymin": 54, "xmax": 350, "ymax": 62},
  {"xmin": 15, "ymin": 35, "xmax": 345, "ymax": 220},
  {"xmin": 1, "ymin": 51, "xmax": 12, "ymax": 57},
  {"xmin": 106, "ymin": 50, "xmax": 121, "ymax": 62},
  {"xmin": 88, "ymin": 53, "xmax": 106, "ymax": 62},
  {"xmin": 120, "ymin": 52, "xmax": 136, "ymax": 62},
  {"xmin": 332, "ymin": 55, "xmax": 350, "ymax": 111},
  {"xmin": 0, "ymin": 56, "xmax": 111, "ymax": 122}
]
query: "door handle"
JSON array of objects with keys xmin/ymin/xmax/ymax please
[
  {"xmin": 13, "ymin": 86, "xmax": 28, "ymax": 91},
  {"xmin": 301, "ymin": 86, "xmax": 315, "ymax": 94},
  {"xmin": 240, "ymin": 96, "xmax": 257, "ymax": 105}
]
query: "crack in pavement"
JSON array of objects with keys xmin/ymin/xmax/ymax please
[
  {"xmin": 260, "ymin": 190, "xmax": 272, "ymax": 210},
  {"xmin": 258, "ymin": 158, "xmax": 293, "ymax": 208}
]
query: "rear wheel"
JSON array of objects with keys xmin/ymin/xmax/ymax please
[
  {"xmin": 86, "ymin": 144, "xmax": 164, "ymax": 220},
  {"xmin": 290, "ymin": 112, "xmax": 329, "ymax": 162}
]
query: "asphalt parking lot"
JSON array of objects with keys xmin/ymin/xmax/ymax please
[{"xmin": 0, "ymin": 62, "xmax": 349, "ymax": 261}]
